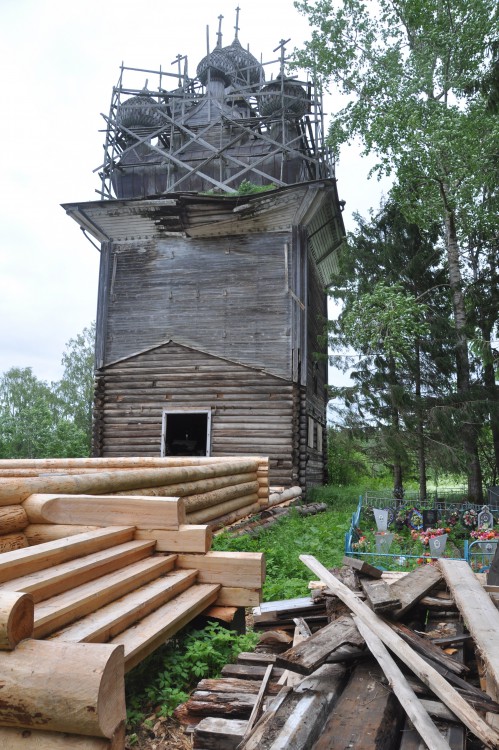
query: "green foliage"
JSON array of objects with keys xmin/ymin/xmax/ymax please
[
  {"xmin": 125, "ymin": 621, "xmax": 258, "ymax": 729},
  {"xmin": 56, "ymin": 322, "xmax": 95, "ymax": 454},
  {"xmin": 236, "ymin": 180, "xmax": 277, "ymax": 195},
  {"xmin": 326, "ymin": 426, "xmax": 370, "ymax": 486}
]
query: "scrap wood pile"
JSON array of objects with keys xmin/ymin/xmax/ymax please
[
  {"xmin": 0, "ymin": 456, "xmax": 271, "ymax": 551},
  {"xmin": 0, "ymin": 457, "xmax": 267, "ymax": 749},
  {"xmin": 183, "ymin": 554, "xmax": 499, "ymax": 750}
]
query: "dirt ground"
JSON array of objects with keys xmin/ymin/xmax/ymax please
[{"xmin": 125, "ymin": 716, "xmax": 192, "ymax": 750}]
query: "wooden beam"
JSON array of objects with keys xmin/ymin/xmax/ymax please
[
  {"xmin": 25, "ymin": 524, "xmax": 100, "ymax": 544},
  {"xmin": 342, "ymin": 555, "xmax": 382, "ymax": 579},
  {"xmin": 176, "ymin": 551, "xmax": 265, "ymax": 589},
  {"xmin": 134, "ymin": 524, "xmax": 212, "ymax": 553},
  {"xmin": 0, "ymin": 527, "xmax": 136, "ymax": 584},
  {"xmin": 23, "ymin": 494, "xmax": 184, "ymax": 529},
  {"xmin": 215, "ymin": 586, "xmax": 261, "ymax": 607},
  {"xmin": 0, "ymin": 639, "xmax": 125, "ymax": 737},
  {"xmin": 299, "ymin": 554, "xmax": 499, "ymax": 749}
]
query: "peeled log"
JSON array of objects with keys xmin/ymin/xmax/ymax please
[
  {"xmin": 0, "ymin": 505, "xmax": 29, "ymax": 534},
  {"xmin": 183, "ymin": 481, "xmax": 259, "ymax": 513},
  {"xmin": 187, "ymin": 493, "xmax": 259, "ymax": 524},
  {"xmin": 0, "ymin": 460, "xmax": 260, "ymax": 505},
  {"xmin": 112, "ymin": 472, "xmax": 256, "ymax": 499},
  {"xmin": 0, "ymin": 456, "xmax": 247, "ymax": 470},
  {"xmin": 210, "ymin": 502, "xmax": 262, "ymax": 531},
  {"xmin": 0, "ymin": 639, "xmax": 125, "ymax": 737},
  {"xmin": 23, "ymin": 494, "xmax": 184, "ymax": 529},
  {"xmin": 0, "ymin": 591, "xmax": 34, "ymax": 649},
  {"xmin": 0, "ymin": 724, "xmax": 125, "ymax": 749},
  {"xmin": 25, "ymin": 524, "xmax": 100, "ymax": 545},
  {"xmin": 0, "ymin": 533, "xmax": 28, "ymax": 553},
  {"xmin": 266, "ymin": 486, "xmax": 303, "ymax": 505}
]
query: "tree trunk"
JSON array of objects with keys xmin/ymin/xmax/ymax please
[
  {"xmin": 414, "ymin": 341, "xmax": 427, "ymax": 499},
  {"xmin": 443, "ymin": 203, "xmax": 483, "ymax": 501}
]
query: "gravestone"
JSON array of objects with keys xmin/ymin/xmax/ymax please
[
  {"xmin": 375, "ymin": 532, "xmax": 394, "ymax": 554},
  {"xmin": 478, "ymin": 505, "xmax": 494, "ymax": 528},
  {"xmin": 373, "ymin": 508, "xmax": 389, "ymax": 532},
  {"xmin": 422, "ymin": 509, "xmax": 438, "ymax": 529},
  {"xmin": 429, "ymin": 534, "xmax": 447, "ymax": 558}
]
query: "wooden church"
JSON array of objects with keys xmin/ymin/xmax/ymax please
[{"xmin": 63, "ymin": 12, "xmax": 346, "ymax": 489}]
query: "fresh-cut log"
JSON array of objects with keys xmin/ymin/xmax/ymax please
[
  {"xmin": 0, "ymin": 527, "xmax": 136, "ymax": 584},
  {"xmin": 186, "ymin": 493, "xmax": 259, "ymax": 523},
  {"xmin": 0, "ymin": 540, "xmax": 156, "ymax": 604},
  {"xmin": 0, "ymin": 590, "xmax": 34, "ymax": 649},
  {"xmin": 299, "ymin": 554, "xmax": 499, "ymax": 750},
  {"xmin": 0, "ymin": 533, "xmax": 28, "ymax": 552},
  {"xmin": 0, "ymin": 724, "xmax": 125, "ymax": 749},
  {"xmin": 208, "ymin": 502, "xmax": 261, "ymax": 530},
  {"xmin": 113, "ymin": 472, "xmax": 256, "ymax": 499},
  {"xmin": 134, "ymin": 524, "xmax": 212, "ymax": 553},
  {"xmin": 439, "ymin": 558, "xmax": 499, "ymax": 702},
  {"xmin": 354, "ymin": 617, "xmax": 452, "ymax": 750},
  {"xmin": 0, "ymin": 639, "xmax": 125, "ymax": 737},
  {"xmin": 0, "ymin": 460, "xmax": 261, "ymax": 505},
  {"xmin": 0, "ymin": 456, "xmax": 254, "ymax": 470},
  {"xmin": 23, "ymin": 494, "xmax": 184, "ymax": 529},
  {"xmin": 183, "ymin": 481, "xmax": 259, "ymax": 513},
  {"xmin": 0, "ymin": 505, "xmax": 28, "ymax": 534},
  {"xmin": 25, "ymin": 524, "xmax": 100, "ymax": 545}
]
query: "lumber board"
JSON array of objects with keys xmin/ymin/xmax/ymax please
[
  {"xmin": 0, "ymin": 590, "xmax": 34, "ymax": 649},
  {"xmin": 360, "ymin": 577, "xmax": 401, "ymax": 612},
  {"xmin": 439, "ymin": 558, "xmax": 499, "ymax": 701},
  {"xmin": 221, "ymin": 663, "xmax": 285, "ymax": 681},
  {"xmin": 134, "ymin": 524, "xmax": 212, "ymax": 553},
  {"xmin": 193, "ymin": 717, "xmax": 247, "ymax": 750},
  {"xmin": 299, "ymin": 554, "xmax": 499, "ymax": 750},
  {"xmin": 312, "ymin": 659, "xmax": 404, "ymax": 750},
  {"xmin": 354, "ymin": 617, "xmax": 452, "ymax": 750},
  {"xmin": 194, "ymin": 677, "xmax": 280, "ymax": 696},
  {"xmin": 23, "ymin": 493, "xmax": 184, "ymax": 529},
  {"xmin": 389, "ymin": 564, "xmax": 443, "ymax": 618},
  {"xmin": 49, "ymin": 569, "xmax": 198, "ymax": 643},
  {"xmin": 0, "ymin": 639, "xmax": 125, "ymax": 737},
  {"xmin": 25, "ymin": 524, "xmax": 101, "ymax": 544},
  {"xmin": 0, "ymin": 527, "xmax": 136, "ymax": 584},
  {"xmin": 33, "ymin": 555, "xmax": 177, "ymax": 638},
  {"xmin": 342, "ymin": 555, "xmax": 382, "ymax": 578},
  {"xmin": 275, "ymin": 614, "xmax": 364, "ymax": 675},
  {"xmin": 389, "ymin": 621, "xmax": 468, "ymax": 676},
  {"xmin": 112, "ymin": 582, "xmax": 220, "ymax": 671},
  {"xmin": 215, "ymin": 586, "xmax": 261, "ymax": 607},
  {"xmin": 176, "ymin": 551, "xmax": 265, "ymax": 589},
  {"xmin": 0, "ymin": 540, "xmax": 156, "ymax": 603}
]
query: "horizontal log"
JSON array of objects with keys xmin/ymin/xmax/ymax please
[
  {"xmin": 176, "ymin": 551, "xmax": 265, "ymax": 589},
  {"xmin": 0, "ymin": 457, "xmax": 260, "ymax": 470},
  {"xmin": 23, "ymin": 494, "xmax": 184, "ymax": 529},
  {"xmin": 209, "ymin": 502, "xmax": 262, "ymax": 530},
  {"xmin": 183, "ymin": 481, "xmax": 259, "ymax": 513},
  {"xmin": 0, "ymin": 725, "xmax": 125, "ymax": 749},
  {"xmin": 134, "ymin": 525, "xmax": 212, "ymax": 553},
  {"xmin": 112, "ymin": 472, "xmax": 257, "ymax": 499},
  {"xmin": 0, "ymin": 505, "xmax": 29, "ymax": 533},
  {"xmin": 186, "ymin": 494, "xmax": 259, "ymax": 524},
  {"xmin": 0, "ymin": 461, "xmax": 261, "ymax": 505},
  {"xmin": 0, "ymin": 591, "xmax": 34, "ymax": 649},
  {"xmin": 0, "ymin": 533, "xmax": 29, "ymax": 553},
  {"xmin": 0, "ymin": 639, "xmax": 125, "ymax": 737},
  {"xmin": 25, "ymin": 524, "xmax": 100, "ymax": 545},
  {"xmin": 0, "ymin": 527, "xmax": 136, "ymax": 584}
]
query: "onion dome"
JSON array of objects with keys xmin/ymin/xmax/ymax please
[
  {"xmin": 222, "ymin": 37, "xmax": 264, "ymax": 89},
  {"xmin": 259, "ymin": 76, "xmax": 308, "ymax": 118},
  {"xmin": 116, "ymin": 87, "xmax": 165, "ymax": 131},
  {"xmin": 196, "ymin": 48, "xmax": 236, "ymax": 87}
]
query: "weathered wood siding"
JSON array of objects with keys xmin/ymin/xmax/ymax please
[
  {"xmin": 93, "ymin": 342, "xmax": 299, "ymax": 487},
  {"xmin": 97, "ymin": 232, "xmax": 294, "ymax": 381}
]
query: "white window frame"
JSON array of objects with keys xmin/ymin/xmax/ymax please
[{"xmin": 161, "ymin": 408, "xmax": 212, "ymax": 457}]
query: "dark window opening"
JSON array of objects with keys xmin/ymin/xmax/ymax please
[{"xmin": 163, "ymin": 412, "xmax": 210, "ymax": 456}]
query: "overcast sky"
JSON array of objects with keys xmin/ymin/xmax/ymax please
[{"xmin": 0, "ymin": 0, "xmax": 390, "ymax": 384}]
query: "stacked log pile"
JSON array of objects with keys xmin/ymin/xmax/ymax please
[
  {"xmin": 0, "ymin": 457, "xmax": 271, "ymax": 540},
  {"xmin": 0, "ymin": 458, "xmax": 266, "ymax": 749},
  {"xmin": 185, "ymin": 556, "xmax": 499, "ymax": 750}
]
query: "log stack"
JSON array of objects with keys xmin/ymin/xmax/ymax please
[{"xmin": 0, "ymin": 457, "xmax": 267, "ymax": 749}]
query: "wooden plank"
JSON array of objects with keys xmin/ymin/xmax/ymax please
[
  {"xmin": 49, "ymin": 569, "xmax": 198, "ymax": 643},
  {"xmin": 0, "ymin": 527, "xmax": 136, "ymax": 584},
  {"xmin": 342, "ymin": 555, "xmax": 382, "ymax": 578},
  {"xmin": 134, "ymin": 525, "xmax": 211, "ymax": 553},
  {"xmin": 176, "ymin": 552, "xmax": 265, "ymax": 589},
  {"xmin": 439, "ymin": 558, "xmax": 499, "ymax": 701},
  {"xmin": 312, "ymin": 659, "xmax": 403, "ymax": 750},
  {"xmin": 389, "ymin": 564, "xmax": 443, "ymax": 618},
  {"xmin": 221, "ymin": 663, "xmax": 285, "ymax": 681},
  {"xmin": 354, "ymin": 617, "xmax": 452, "ymax": 750},
  {"xmin": 193, "ymin": 717, "xmax": 247, "ymax": 750},
  {"xmin": 194, "ymin": 676, "xmax": 280, "ymax": 697},
  {"xmin": 299, "ymin": 554, "xmax": 499, "ymax": 750},
  {"xmin": 389, "ymin": 621, "xmax": 468, "ymax": 677},
  {"xmin": 0, "ymin": 540, "xmax": 156, "ymax": 603},
  {"xmin": 33, "ymin": 555, "xmax": 176, "ymax": 638},
  {"xmin": 25, "ymin": 524, "xmax": 100, "ymax": 544},
  {"xmin": 241, "ymin": 664, "xmax": 274, "ymax": 742},
  {"xmin": 275, "ymin": 615, "xmax": 364, "ymax": 675},
  {"xmin": 216, "ymin": 587, "xmax": 261, "ymax": 607},
  {"xmin": 360, "ymin": 577, "xmax": 401, "ymax": 612},
  {"xmin": 112, "ymin": 583, "xmax": 220, "ymax": 671},
  {"xmin": 23, "ymin": 494, "xmax": 184, "ymax": 529},
  {"xmin": 187, "ymin": 691, "xmax": 257, "ymax": 718}
]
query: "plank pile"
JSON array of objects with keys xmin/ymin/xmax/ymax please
[
  {"xmin": 0, "ymin": 457, "xmax": 266, "ymax": 749},
  {"xmin": 186, "ymin": 556, "xmax": 499, "ymax": 750}
]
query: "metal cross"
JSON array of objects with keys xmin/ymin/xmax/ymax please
[
  {"xmin": 234, "ymin": 6, "xmax": 240, "ymax": 39},
  {"xmin": 217, "ymin": 15, "xmax": 224, "ymax": 47}
]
